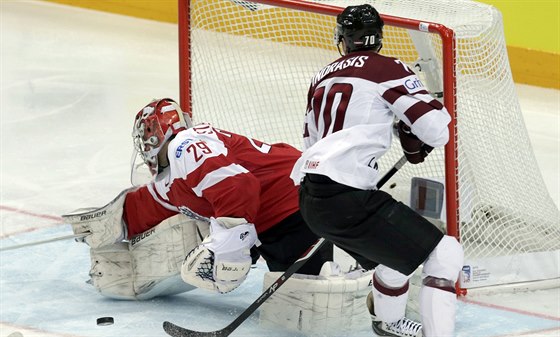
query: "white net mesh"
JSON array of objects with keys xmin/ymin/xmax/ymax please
[{"xmin": 183, "ymin": 0, "xmax": 559, "ymax": 287}]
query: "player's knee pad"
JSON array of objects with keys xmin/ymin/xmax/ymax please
[
  {"xmin": 88, "ymin": 214, "xmax": 209, "ymax": 300},
  {"xmin": 259, "ymin": 262, "xmax": 373, "ymax": 335},
  {"xmin": 371, "ymin": 264, "xmax": 411, "ymax": 322},
  {"xmin": 422, "ymin": 235, "xmax": 464, "ymax": 283}
]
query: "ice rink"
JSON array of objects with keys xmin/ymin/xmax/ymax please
[{"xmin": 1, "ymin": 1, "xmax": 559, "ymax": 336}]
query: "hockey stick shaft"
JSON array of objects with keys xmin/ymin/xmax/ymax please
[
  {"xmin": 164, "ymin": 238, "xmax": 327, "ymax": 337},
  {"xmin": 377, "ymin": 155, "xmax": 407, "ymax": 187},
  {"xmin": 163, "ymin": 155, "xmax": 407, "ymax": 337},
  {"xmin": 0, "ymin": 232, "xmax": 88, "ymax": 252}
]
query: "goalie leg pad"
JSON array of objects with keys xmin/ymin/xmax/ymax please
[
  {"xmin": 88, "ymin": 214, "xmax": 209, "ymax": 300},
  {"xmin": 259, "ymin": 262, "xmax": 373, "ymax": 335},
  {"xmin": 89, "ymin": 243, "xmax": 135, "ymax": 299}
]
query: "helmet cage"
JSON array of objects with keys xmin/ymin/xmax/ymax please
[
  {"xmin": 131, "ymin": 98, "xmax": 192, "ymax": 177},
  {"xmin": 334, "ymin": 4, "xmax": 384, "ymax": 54}
]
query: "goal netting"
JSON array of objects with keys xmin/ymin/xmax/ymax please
[{"xmin": 179, "ymin": 0, "xmax": 560, "ymax": 290}]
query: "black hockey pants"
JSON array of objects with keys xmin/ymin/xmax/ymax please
[
  {"xmin": 299, "ymin": 174, "xmax": 443, "ymax": 276},
  {"xmin": 255, "ymin": 210, "xmax": 333, "ymax": 276}
]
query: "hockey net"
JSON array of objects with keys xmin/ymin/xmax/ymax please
[{"xmin": 178, "ymin": 0, "xmax": 560, "ymax": 290}]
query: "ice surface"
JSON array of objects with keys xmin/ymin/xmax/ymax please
[{"xmin": 1, "ymin": 1, "xmax": 558, "ymax": 337}]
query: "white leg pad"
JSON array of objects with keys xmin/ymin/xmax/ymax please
[
  {"xmin": 88, "ymin": 214, "xmax": 210, "ymax": 300},
  {"xmin": 372, "ymin": 264, "xmax": 411, "ymax": 323},
  {"xmin": 259, "ymin": 262, "xmax": 373, "ymax": 335},
  {"xmin": 419, "ymin": 286, "xmax": 456, "ymax": 337},
  {"xmin": 89, "ymin": 243, "xmax": 134, "ymax": 298},
  {"xmin": 419, "ymin": 235, "xmax": 464, "ymax": 337}
]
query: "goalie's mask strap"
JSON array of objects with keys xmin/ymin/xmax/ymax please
[{"xmin": 156, "ymin": 134, "xmax": 176, "ymax": 174}]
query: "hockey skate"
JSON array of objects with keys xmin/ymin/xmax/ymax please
[{"xmin": 366, "ymin": 292, "xmax": 423, "ymax": 337}]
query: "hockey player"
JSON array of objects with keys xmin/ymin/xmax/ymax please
[
  {"xmin": 66, "ymin": 98, "xmax": 333, "ymax": 299},
  {"xmin": 291, "ymin": 4, "xmax": 464, "ymax": 337}
]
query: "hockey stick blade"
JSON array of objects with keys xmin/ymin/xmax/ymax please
[
  {"xmin": 163, "ymin": 155, "xmax": 407, "ymax": 337},
  {"xmin": 163, "ymin": 238, "xmax": 327, "ymax": 337},
  {"xmin": 163, "ymin": 321, "xmax": 229, "ymax": 337}
]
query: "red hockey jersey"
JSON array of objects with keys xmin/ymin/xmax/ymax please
[{"xmin": 124, "ymin": 124, "xmax": 301, "ymax": 237}]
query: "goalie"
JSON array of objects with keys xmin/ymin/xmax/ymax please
[{"xmin": 63, "ymin": 98, "xmax": 334, "ymax": 300}]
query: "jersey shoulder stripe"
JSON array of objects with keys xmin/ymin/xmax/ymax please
[{"xmin": 191, "ymin": 163, "xmax": 249, "ymax": 197}]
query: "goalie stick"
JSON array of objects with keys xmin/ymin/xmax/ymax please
[{"xmin": 163, "ymin": 155, "xmax": 408, "ymax": 337}]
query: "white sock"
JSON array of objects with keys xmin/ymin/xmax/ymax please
[{"xmin": 419, "ymin": 285, "xmax": 456, "ymax": 336}]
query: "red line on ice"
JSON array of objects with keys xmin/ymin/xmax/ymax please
[
  {"xmin": 0, "ymin": 205, "xmax": 64, "ymax": 238},
  {"xmin": 460, "ymin": 296, "xmax": 560, "ymax": 321}
]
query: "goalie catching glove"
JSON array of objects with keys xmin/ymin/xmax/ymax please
[
  {"xmin": 181, "ymin": 217, "xmax": 258, "ymax": 294},
  {"xmin": 396, "ymin": 120, "xmax": 433, "ymax": 164}
]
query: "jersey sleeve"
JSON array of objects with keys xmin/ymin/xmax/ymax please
[
  {"xmin": 303, "ymin": 83, "xmax": 319, "ymax": 150},
  {"xmin": 377, "ymin": 58, "xmax": 451, "ymax": 147},
  {"xmin": 123, "ymin": 186, "xmax": 178, "ymax": 237}
]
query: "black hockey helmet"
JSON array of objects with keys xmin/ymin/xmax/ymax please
[{"xmin": 335, "ymin": 4, "xmax": 384, "ymax": 54}]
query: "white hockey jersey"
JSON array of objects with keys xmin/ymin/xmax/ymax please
[{"xmin": 291, "ymin": 51, "xmax": 451, "ymax": 190}]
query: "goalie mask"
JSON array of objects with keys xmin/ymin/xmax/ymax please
[
  {"xmin": 334, "ymin": 4, "xmax": 384, "ymax": 55},
  {"xmin": 131, "ymin": 98, "xmax": 193, "ymax": 183}
]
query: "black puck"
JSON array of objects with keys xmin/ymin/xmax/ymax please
[{"xmin": 97, "ymin": 316, "xmax": 114, "ymax": 326}]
